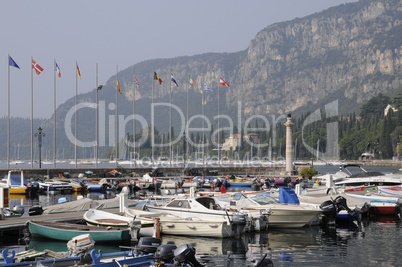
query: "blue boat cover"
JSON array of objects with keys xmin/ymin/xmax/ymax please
[
  {"xmin": 279, "ymin": 187, "xmax": 300, "ymax": 204},
  {"xmin": 4, "ymin": 174, "xmax": 29, "ymax": 186}
]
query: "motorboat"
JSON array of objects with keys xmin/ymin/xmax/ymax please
[
  {"xmin": 38, "ymin": 179, "xmax": 73, "ymax": 193},
  {"xmin": 144, "ymin": 196, "xmax": 247, "ymax": 238},
  {"xmin": 83, "ymin": 209, "xmax": 155, "ymax": 238},
  {"xmin": 333, "ymin": 164, "xmax": 402, "ymax": 187},
  {"xmin": 215, "ymin": 190, "xmax": 322, "ymax": 228},
  {"xmin": 125, "ymin": 208, "xmax": 235, "ymax": 238},
  {"xmin": 0, "ymin": 170, "xmax": 39, "ymax": 195}
]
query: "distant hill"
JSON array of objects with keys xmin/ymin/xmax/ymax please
[{"xmin": 2, "ymin": 0, "xmax": 401, "ymax": 160}]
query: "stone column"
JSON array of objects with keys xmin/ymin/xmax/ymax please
[{"xmin": 284, "ymin": 114, "xmax": 294, "ymax": 175}]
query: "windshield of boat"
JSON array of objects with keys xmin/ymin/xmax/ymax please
[
  {"xmin": 166, "ymin": 199, "xmax": 191, "ymax": 209},
  {"xmin": 247, "ymin": 194, "xmax": 280, "ymax": 205}
]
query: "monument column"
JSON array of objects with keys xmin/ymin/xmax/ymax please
[{"xmin": 284, "ymin": 114, "xmax": 294, "ymax": 175}]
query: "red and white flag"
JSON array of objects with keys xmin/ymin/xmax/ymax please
[
  {"xmin": 220, "ymin": 77, "xmax": 230, "ymax": 87},
  {"xmin": 32, "ymin": 59, "xmax": 44, "ymax": 75}
]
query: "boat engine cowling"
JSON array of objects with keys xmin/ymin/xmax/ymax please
[
  {"xmin": 154, "ymin": 244, "xmax": 177, "ymax": 263},
  {"xmin": 11, "ymin": 205, "xmax": 25, "ymax": 216},
  {"xmin": 173, "ymin": 244, "xmax": 203, "ymax": 267},
  {"xmin": 137, "ymin": 237, "xmax": 161, "ymax": 254},
  {"xmin": 28, "ymin": 205, "xmax": 43, "ymax": 216},
  {"xmin": 231, "ymin": 213, "xmax": 247, "ymax": 237},
  {"xmin": 320, "ymin": 200, "xmax": 337, "ymax": 225}
]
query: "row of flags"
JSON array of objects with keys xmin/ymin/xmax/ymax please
[
  {"xmin": 9, "ymin": 55, "xmax": 231, "ymax": 95},
  {"xmin": 154, "ymin": 71, "xmax": 230, "ymax": 93},
  {"xmin": 8, "ymin": 55, "xmax": 79, "ymax": 79}
]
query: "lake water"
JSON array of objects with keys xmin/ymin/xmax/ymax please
[{"xmin": 1, "ymin": 165, "xmax": 401, "ymax": 266}]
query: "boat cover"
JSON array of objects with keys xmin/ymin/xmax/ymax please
[
  {"xmin": 279, "ymin": 187, "xmax": 300, "ymax": 204},
  {"xmin": 43, "ymin": 197, "xmax": 137, "ymax": 214},
  {"xmin": 5, "ymin": 174, "xmax": 29, "ymax": 186}
]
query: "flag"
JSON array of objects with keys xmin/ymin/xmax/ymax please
[
  {"xmin": 204, "ymin": 83, "xmax": 213, "ymax": 93},
  {"xmin": 220, "ymin": 184, "xmax": 226, "ymax": 194},
  {"xmin": 55, "ymin": 62, "xmax": 61, "ymax": 78},
  {"xmin": 9, "ymin": 56, "xmax": 20, "ymax": 69},
  {"xmin": 32, "ymin": 59, "xmax": 44, "ymax": 75},
  {"xmin": 220, "ymin": 77, "xmax": 230, "ymax": 87},
  {"xmin": 188, "ymin": 75, "xmax": 195, "ymax": 86},
  {"xmin": 134, "ymin": 78, "xmax": 139, "ymax": 87},
  {"xmin": 171, "ymin": 73, "xmax": 178, "ymax": 86},
  {"xmin": 117, "ymin": 77, "xmax": 122, "ymax": 94},
  {"xmin": 154, "ymin": 71, "xmax": 162, "ymax": 84},
  {"xmin": 76, "ymin": 64, "xmax": 81, "ymax": 80}
]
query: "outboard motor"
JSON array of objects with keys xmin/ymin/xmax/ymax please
[
  {"xmin": 265, "ymin": 177, "xmax": 275, "ymax": 188},
  {"xmin": 137, "ymin": 237, "xmax": 161, "ymax": 254},
  {"xmin": 251, "ymin": 179, "xmax": 261, "ymax": 191},
  {"xmin": 11, "ymin": 205, "xmax": 25, "ymax": 216},
  {"xmin": 253, "ymin": 255, "xmax": 274, "ymax": 267},
  {"xmin": 397, "ymin": 198, "xmax": 402, "ymax": 219},
  {"xmin": 320, "ymin": 200, "xmax": 337, "ymax": 225},
  {"xmin": 28, "ymin": 205, "xmax": 43, "ymax": 216},
  {"xmin": 173, "ymin": 244, "xmax": 203, "ymax": 267},
  {"xmin": 154, "ymin": 244, "xmax": 177, "ymax": 263},
  {"xmin": 231, "ymin": 213, "xmax": 247, "ymax": 237}
]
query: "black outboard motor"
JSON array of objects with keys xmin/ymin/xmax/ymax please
[
  {"xmin": 251, "ymin": 178, "xmax": 261, "ymax": 191},
  {"xmin": 137, "ymin": 237, "xmax": 161, "ymax": 254},
  {"xmin": 173, "ymin": 244, "xmax": 204, "ymax": 267},
  {"xmin": 265, "ymin": 177, "xmax": 275, "ymax": 188},
  {"xmin": 320, "ymin": 200, "xmax": 337, "ymax": 225},
  {"xmin": 154, "ymin": 244, "xmax": 177, "ymax": 263},
  {"xmin": 253, "ymin": 255, "xmax": 274, "ymax": 267},
  {"xmin": 29, "ymin": 205, "xmax": 43, "ymax": 216},
  {"xmin": 231, "ymin": 213, "xmax": 247, "ymax": 237},
  {"xmin": 397, "ymin": 198, "xmax": 402, "ymax": 219}
]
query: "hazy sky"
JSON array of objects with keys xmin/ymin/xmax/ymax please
[{"xmin": 1, "ymin": 0, "xmax": 357, "ymax": 119}]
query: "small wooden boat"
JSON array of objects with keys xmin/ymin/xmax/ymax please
[
  {"xmin": 83, "ymin": 209, "xmax": 155, "ymax": 237},
  {"xmin": 27, "ymin": 220, "xmax": 131, "ymax": 242}
]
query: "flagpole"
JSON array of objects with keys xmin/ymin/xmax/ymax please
[
  {"xmin": 186, "ymin": 75, "xmax": 189, "ymax": 168},
  {"xmin": 7, "ymin": 54, "xmax": 10, "ymax": 169},
  {"xmin": 75, "ymin": 62, "xmax": 78, "ymax": 168},
  {"xmin": 202, "ymin": 86, "xmax": 205, "ymax": 167},
  {"xmin": 31, "ymin": 56, "xmax": 34, "ymax": 168},
  {"xmin": 7, "ymin": 55, "xmax": 10, "ymax": 169},
  {"xmin": 115, "ymin": 65, "xmax": 119, "ymax": 166},
  {"xmin": 133, "ymin": 67, "xmax": 136, "ymax": 167},
  {"xmin": 218, "ymin": 78, "xmax": 220, "ymax": 167},
  {"xmin": 169, "ymin": 72, "xmax": 172, "ymax": 167},
  {"xmin": 152, "ymin": 71, "xmax": 154, "ymax": 166},
  {"xmin": 95, "ymin": 63, "xmax": 98, "ymax": 168},
  {"xmin": 53, "ymin": 59, "xmax": 57, "ymax": 168}
]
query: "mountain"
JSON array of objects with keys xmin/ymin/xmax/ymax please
[{"xmin": 3, "ymin": 0, "xmax": 402, "ymax": 160}]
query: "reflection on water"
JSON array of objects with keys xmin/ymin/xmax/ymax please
[{"xmin": 1, "ymin": 218, "xmax": 401, "ymax": 266}]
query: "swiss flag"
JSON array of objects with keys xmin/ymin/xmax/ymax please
[{"xmin": 32, "ymin": 59, "xmax": 44, "ymax": 75}]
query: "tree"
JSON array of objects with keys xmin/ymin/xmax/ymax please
[{"xmin": 299, "ymin": 167, "xmax": 317, "ymax": 180}]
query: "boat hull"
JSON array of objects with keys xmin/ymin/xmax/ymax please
[{"xmin": 27, "ymin": 220, "xmax": 131, "ymax": 242}]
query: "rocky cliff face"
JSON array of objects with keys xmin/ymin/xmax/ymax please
[{"xmin": 233, "ymin": 0, "xmax": 402, "ymax": 116}]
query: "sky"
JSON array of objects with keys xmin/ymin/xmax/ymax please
[{"xmin": 1, "ymin": 0, "xmax": 357, "ymax": 119}]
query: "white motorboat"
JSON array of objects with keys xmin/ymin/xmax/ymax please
[
  {"xmin": 83, "ymin": 209, "xmax": 155, "ymax": 238},
  {"xmin": 144, "ymin": 196, "xmax": 247, "ymax": 238},
  {"xmin": 332, "ymin": 164, "xmax": 402, "ymax": 187},
  {"xmin": 125, "ymin": 208, "xmax": 233, "ymax": 238},
  {"xmin": 216, "ymin": 191, "xmax": 322, "ymax": 228}
]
